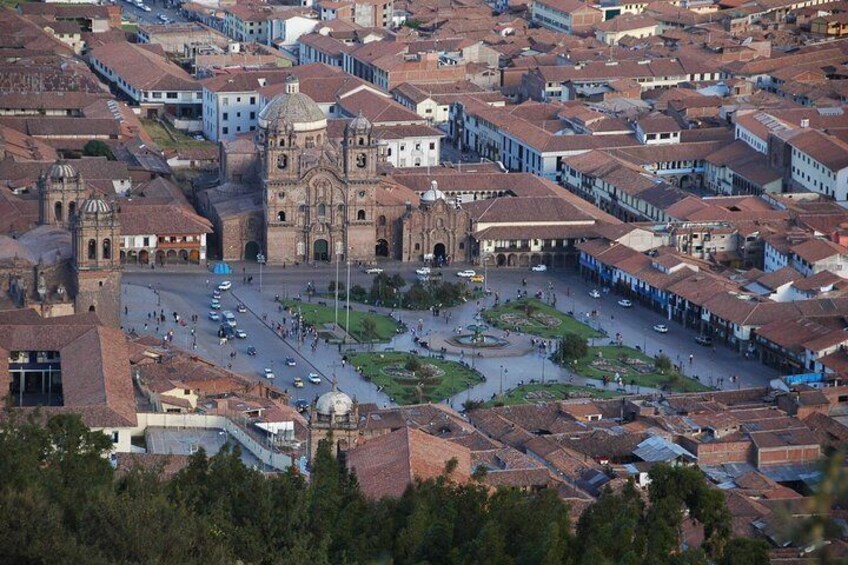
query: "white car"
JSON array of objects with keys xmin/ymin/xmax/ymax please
[
  {"xmin": 365, "ymin": 267, "xmax": 384, "ymax": 274},
  {"xmin": 308, "ymin": 373, "xmax": 321, "ymax": 384},
  {"xmin": 589, "ymin": 289, "xmax": 601, "ymax": 299},
  {"xmin": 415, "ymin": 267, "xmax": 431, "ymax": 276},
  {"xmin": 235, "ymin": 329, "xmax": 247, "ymax": 339},
  {"xmin": 531, "ymin": 264, "xmax": 548, "ymax": 272},
  {"xmin": 618, "ymin": 299, "xmax": 632, "ymax": 308},
  {"xmin": 653, "ymin": 324, "xmax": 669, "ymax": 334},
  {"xmin": 456, "ymin": 270, "xmax": 476, "ymax": 278},
  {"xmin": 293, "ymin": 377, "xmax": 304, "ymax": 388},
  {"xmin": 208, "ymin": 311, "xmax": 220, "ymax": 321},
  {"xmin": 209, "ymin": 301, "xmax": 221, "ymax": 310},
  {"xmin": 263, "ymin": 368, "xmax": 275, "ymax": 379},
  {"xmin": 217, "ymin": 280, "xmax": 232, "ymax": 291}
]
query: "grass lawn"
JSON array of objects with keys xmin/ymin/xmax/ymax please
[
  {"xmin": 567, "ymin": 345, "xmax": 710, "ymax": 393},
  {"xmin": 140, "ymin": 119, "xmax": 215, "ymax": 151},
  {"xmin": 282, "ymin": 300, "xmax": 399, "ymax": 343},
  {"xmin": 483, "ymin": 298, "xmax": 602, "ymax": 339},
  {"xmin": 486, "ymin": 383, "xmax": 620, "ymax": 407},
  {"xmin": 121, "ymin": 23, "xmax": 139, "ymax": 33},
  {"xmin": 348, "ymin": 352, "xmax": 483, "ymax": 405}
]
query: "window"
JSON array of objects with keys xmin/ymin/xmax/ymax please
[
  {"xmin": 378, "ymin": 215, "xmax": 386, "ymax": 226},
  {"xmin": 236, "ymin": 112, "xmax": 241, "ymax": 118},
  {"xmin": 112, "ymin": 431, "xmax": 119, "ymax": 444},
  {"xmin": 143, "ymin": 237, "xmax": 149, "ymax": 247},
  {"xmin": 278, "ymin": 192, "xmax": 285, "ymax": 199},
  {"xmin": 87, "ymin": 239, "xmax": 97, "ymax": 260},
  {"xmin": 166, "ymin": 92, "xmax": 177, "ymax": 99},
  {"xmin": 317, "ymin": 204, "xmax": 326, "ymax": 216},
  {"xmin": 278, "ymin": 211, "xmax": 286, "ymax": 221},
  {"xmin": 152, "ymin": 92, "xmax": 162, "ymax": 99},
  {"xmin": 415, "ymin": 243, "xmax": 421, "ymax": 251},
  {"xmin": 222, "ymin": 127, "xmax": 228, "ymax": 135},
  {"xmin": 250, "ymin": 96, "xmax": 256, "ymax": 104},
  {"xmin": 223, "ymin": 97, "xmax": 229, "ymax": 106},
  {"xmin": 223, "ymin": 112, "xmax": 229, "ymax": 121},
  {"xmin": 102, "ymin": 239, "xmax": 111, "ymax": 260},
  {"xmin": 250, "ymin": 111, "xmax": 255, "ymax": 119},
  {"xmin": 429, "ymin": 142, "xmax": 435, "ymax": 150},
  {"xmin": 357, "ymin": 209, "xmax": 366, "ymax": 220}
]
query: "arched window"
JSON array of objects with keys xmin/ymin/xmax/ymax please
[
  {"xmin": 102, "ymin": 239, "xmax": 111, "ymax": 260},
  {"xmin": 378, "ymin": 215, "xmax": 386, "ymax": 226},
  {"xmin": 277, "ymin": 154, "xmax": 287, "ymax": 169},
  {"xmin": 299, "ymin": 205, "xmax": 307, "ymax": 213},
  {"xmin": 358, "ymin": 137, "xmax": 365, "ymax": 146},
  {"xmin": 338, "ymin": 204, "xmax": 345, "ymax": 212},
  {"xmin": 68, "ymin": 202, "xmax": 76, "ymax": 217},
  {"xmin": 279, "ymin": 139, "xmax": 285, "ymax": 147},
  {"xmin": 414, "ymin": 243, "xmax": 421, "ymax": 251},
  {"xmin": 87, "ymin": 239, "xmax": 97, "ymax": 260},
  {"xmin": 357, "ymin": 209, "xmax": 366, "ymax": 221},
  {"xmin": 278, "ymin": 211, "xmax": 286, "ymax": 222},
  {"xmin": 317, "ymin": 203, "xmax": 326, "ymax": 216},
  {"xmin": 54, "ymin": 202, "xmax": 63, "ymax": 223}
]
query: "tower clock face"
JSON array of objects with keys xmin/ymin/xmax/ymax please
[{"xmin": 356, "ymin": 153, "xmax": 367, "ymax": 168}]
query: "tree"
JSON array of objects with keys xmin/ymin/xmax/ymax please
[
  {"xmin": 328, "ymin": 280, "xmax": 345, "ymax": 293},
  {"xmin": 655, "ymin": 353, "xmax": 673, "ymax": 373},
  {"xmin": 82, "ymin": 140, "xmax": 114, "ymax": 160},
  {"xmin": 556, "ymin": 332, "xmax": 588, "ymax": 364},
  {"xmin": 720, "ymin": 538, "xmax": 770, "ymax": 565},
  {"xmin": 359, "ymin": 317, "xmax": 379, "ymax": 348}
]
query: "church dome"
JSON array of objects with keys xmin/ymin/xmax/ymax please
[
  {"xmin": 421, "ymin": 180, "xmax": 446, "ymax": 203},
  {"xmin": 48, "ymin": 161, "xmax": 79, "ymax": 181},
  {"xmin": 257, "ymin": 76, "xmax": 326, "ymax": 133},
  {"xmin": 316, "ymin": 390, "xmax": 353, "ymax": 417},
  {"xmin": 346, "ymin": 111, "xmax": 372, "ymax": 135},
  {"xmin": 80, "ymin": 194, "xmax": 112, "ymax": 215}
]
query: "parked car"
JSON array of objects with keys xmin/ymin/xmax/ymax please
[
  {"xmin": 470, "ymin": 274, "xmax": 485, "ymax": 283},
  {"xmin": 237, "ymin": 304, "xmax": 247, "ymax": 313},
  {"xmin": 695, "ymin": 335, "xmax": 713, "ymax": 346},
  {"xmin": 415, "ymin": 267, "xmax": 431, "ymax": 276},
  {"xmin": 531, "ymin": 264, "xmax": 547, "ymax": 272},
  {"xmin": 294, "ymin": 399, "xmax": 309, "ymax": 412},
  {"xmin": 208, "ymin": 311, "xmax": 220, "ymax": 321},
  {"xmin": 589, "ymin": 289, "xmax": 601, "ymax": 299},
  {"xmin": 285, "ymin": 357, "xmax": 296, "ymax": 366},
  {"xmin": 212, "ymin": 290, "xmax": 221, "ymax": 298},
  {"xmin": 235, "ymin": 329, "xmax": 247, "ymax": 339},
  {"xmin": 292, "ymin": 377, "xmax": 304, "ymax": 388},
  {"xmin": 263, "ymin": 368, "xmax": 275, "ymax": 379},
  {"xmin": 247, "ymin": 345, "xmax": 257, "ymax": 356},
  {"xmin": 653, "ymin": 324, "xmax": 669, "ymax": 334},
  {"xmin": 209, "ymin": 301, "xmax": 221, "ymax": 309},
  {"xmin": 365, "ymin": 267, "xmax": 383, "ymax": 274},
  {"xmin": 618, "ymin": 299, "xmax": 632, "ymax": 308},
  {"xmin": 307, "ymin": 373, "xmax": 321, "ymax": 384},
  {"xmin": 457, "ymin": 270, "xmax": 476, "ymax": 278},
  {"xmin": 217, "ymin": 280, "xmax": 232, "ymax": 291}
]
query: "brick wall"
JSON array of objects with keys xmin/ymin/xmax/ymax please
[{"xmin": 757, "ymin": 445, "xmax": 821, "ymax": 467}]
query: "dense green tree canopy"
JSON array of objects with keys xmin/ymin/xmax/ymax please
[{"xmin": 0, "ymin": 413, "xmax": 778, "ymax": 564}]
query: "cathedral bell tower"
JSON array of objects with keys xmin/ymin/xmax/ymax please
[
  {"xmin": 39, "ymin": 160, "xmax": 85, "ymax": 228},
  {"xmin": 72, "ymin": 193, "xmax": 122, "ymax": 327},
  {"xmin": 343, "ymin": 112, "xmax": 379, "ymax": 179}
]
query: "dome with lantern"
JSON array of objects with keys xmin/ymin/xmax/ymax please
[
  {"xmin": 420, "ymin": 180, "xmax": 446, "ymax": 204},
  {"xmin": 47, "ymin": 161, "xmax": 79, "ymax": 181},
  {"xmin": 79, "ymin": 194, "xmax": 112, "ymax": 216},
  {"xmin": 346, "ymin": 111, "xmax": 372, "ymax": 135},
  {"xmin": 257, "ymin": 75, "xmax": 326, "ymax": 133},
  {"xmin": 315, "ymin": 389, "xmax": 353, "ymax": 417}
]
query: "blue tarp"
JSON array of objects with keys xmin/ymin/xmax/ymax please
[
  {"xmin": 211, "ymin": 262, "xmax": 232, "ymax": 275},
  {"xmin": 783, "ymin": 372, "xmax": 824, "ymax": 385}
]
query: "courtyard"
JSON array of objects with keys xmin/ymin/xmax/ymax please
[
  {"xmin": 486, "ymin": 382, "xmax": 620, "ymax": 407},
  {"xmin": 281, "ymin": 299, "xmax": 401, "ymax": 343},
  {"xmin": 565, "ymin": 345, "xmax": 710, "ymax": 393},
  {"xmin": 483, "ymin": 298, "xmax": 602, "ymax": 340},
  {"xmin": 347, "ymin": 351, "xmax": 484, "ymax": 405}
]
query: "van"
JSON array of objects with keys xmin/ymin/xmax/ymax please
[{"xmin": 222, "ymin": 311, "xmax": 237, "ymax": 327}]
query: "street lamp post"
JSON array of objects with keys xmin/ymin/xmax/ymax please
[
  {"xmin": 344, "ymin": 246, "xmax": 351, "ymax": 345},
  {"xmin": 541, "ymin": 354, "xmax": 546, "ymax": 385},
  {"xmin": 499, "ymin": 365, "xmax": 507, "ymax": 399},
  {"xmin": 257, "ymin": 253, "xmax": 266, "ymax": 293}
]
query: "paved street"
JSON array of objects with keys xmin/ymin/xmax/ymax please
[
  {"xmin": 120, "ymin": 0, "xmax": 188, "ymax": 26},
  {"xmin": 122, "ymin": 261, "xmax": 778, "ymax": 410}
]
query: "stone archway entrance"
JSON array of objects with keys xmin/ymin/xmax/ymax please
[
  {"xmin": 313, "ymin": 239, "xmax": 329, "ymax": 262},
  {"xmin": 139, "ymin": 250, "xmax": 149, "ymax": 264},
  {"xmin": 375, "ymin": 239, "xmax": 389, "ymax": 257},
  {"xmin": 433, "ymin": 243, "xmax": 446, "ymax": 264},
  {"xmin": 244, "ymin": 241, "xmax": 260, "ymax": 261},
  {"xmin": 155, "ymin": 250, "xmax": 165, "ymax": 265}
]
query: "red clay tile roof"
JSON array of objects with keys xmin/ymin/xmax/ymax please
[{"xmin": 346, "ymin": 426, "xmax": 472, "ymax": 499}]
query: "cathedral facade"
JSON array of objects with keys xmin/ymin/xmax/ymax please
[{"xmin": 259, "ymin": 76, "xmax": 381, "ymax": 264}]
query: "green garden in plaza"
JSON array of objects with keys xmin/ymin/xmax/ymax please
[
  {"xmin": 482, "ymin": 298, "xmax": 602, "ymax": 339},
  {"xmin": 280, "ymin": 299, "xmax": 400, "ymax": 343},
  {"xmin": 486, "ymin": 382, "xmax": 620, "ymax": 407},
  {"xmin": 557, "ymin": 343, "xmax": 711, "ymax": 394},
  {"xmin": 347, "ymin": 351, "xmax": 484, "ymax": 405}
]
